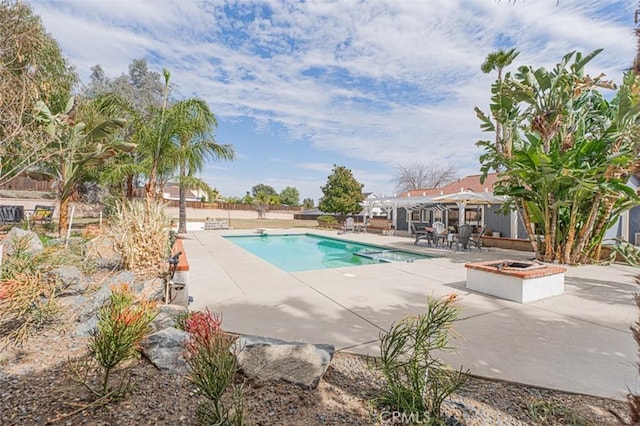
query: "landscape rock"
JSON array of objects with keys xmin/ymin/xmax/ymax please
[
  {"xmin": 94, "ymin": 257, "xmax": 122, "ymax": 270},
  {"xmin": 57, "ymin": 295, "xmax": 88, "ymax": 311},
  {"xmin": 77, "ymin": 271, "xmax": 135, "ymax": 322},
  {"xmin": 140, "ymin": 327, "xmax": 189, "ymax": 374},
  {"xmin": 234, "ymin": 335, "xmax": 335, "ymax": 389},
  {"xmin": 151, "ymin": 304, "xmax": 188, "ymax": 332},
  {"xmin": 135, "ymin": 277, "xmax": 165, "ymax": 302},
  {"xmin": 76, "ymin": 315, "xmax": 98, "ymax": 337},
  {"xmin": 2, "ymin": 228, "xmax": 43, "ymax": 256},
  {"xmin": 50, "ymin": 265, "xmax": 88, "ymax": 296}
]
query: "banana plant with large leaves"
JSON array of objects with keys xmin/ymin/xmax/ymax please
[
  {"xmin": 477, "ymin": 50, "xmax": 640, "ymax": 264},
  {"xmin": 34, "ymin": 97, "xmax": 134, "ymax": 235}
]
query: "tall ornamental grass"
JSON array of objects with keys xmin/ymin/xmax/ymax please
[{"xmin": 107, "ymin": 199, "xmax": 170, "ymax": 271}]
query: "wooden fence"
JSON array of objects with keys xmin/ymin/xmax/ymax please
[
  {"xmin": 0, "ymin": 176, "xmax": 54, "ymax": 192},
  {"xmin": 163, "ymin": 200, "xmax": 303, "ymax": 211}
]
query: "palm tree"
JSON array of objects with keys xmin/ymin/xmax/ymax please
[
  {"xmin": 144, "ymin": 69, "xmax": 172, "ymax": 199},
  {"xmin": 162, "ymin": 99, "xmax": 234, "ymax": 233}
]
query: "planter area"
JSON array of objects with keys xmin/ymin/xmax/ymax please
[
  {"xmin": 480, "ymin": 236, "xmax": 534, "ymax": 252},
  {"xmin": 465, "ymin": 260, "xmax": 566, "ymax": 303}
]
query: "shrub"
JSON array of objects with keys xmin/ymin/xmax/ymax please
[
  {"xmin": 317, "ymin": 215, "xmax": 338, "ymax": 227},
  {"xmin": 0, "ymin": 271, "xmax": 59, "ymax": 347},
  {"xmin": 184, "ymin": 309, "xmax": 247, "ymax": 425},
  {"xmin": 373, "ymin": 294, "xmax": 467, "ymax": 425},
  {"xmin": 106, "ymin": 199, "xmax": 170, "ymax": 271},
  {"xmin": 70, "ymin": 284, "xmax": 157, "ymax": 399}
]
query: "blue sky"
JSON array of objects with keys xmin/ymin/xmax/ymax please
[{"xmin": 28, "ymin": 0, "xmax": 635, "ymax": 202}]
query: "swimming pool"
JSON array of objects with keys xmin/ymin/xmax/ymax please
[{"xmin": 224, "ymin": 234, "xmax": 432, "ymax": 272}]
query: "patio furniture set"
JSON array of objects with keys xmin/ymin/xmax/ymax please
[{"xmin": 412, "ymin": 222, "xmax": 487, "ymax": 251}]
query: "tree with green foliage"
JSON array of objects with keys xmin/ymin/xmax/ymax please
[
  {"xmin": 302, "ymin": 198, "xmax": 314, "ymax": 210},
  {"xmin": 166, "ymin": 98, "xmax": 234, "ymax": 233},
  {"xmin": 0, "ymin": 0, "xmax": 76, "ymax": 184},
  {"xmin": 85, "ymin": 59, "xmax": 164, "ymax": 198},
  {"xmin": 279, "ymin": 186, "xmax": 300, "ymax": 206},
  {"xmin": 34, "ymin": 97, "xmax": 133, "ymax": 234},
  {"xmin": 319, "ymin": 165, "xmax": 364, "ymax": 216},
  {"xmin": 476, "ymin": 49, "xmax": 640, "ymax": 264},
  {"xmin": 251, "ymin": 184, "xmax": 277, "ymax": 198},
  {"xmin": 480, "ymin": 48, "xmax": 519, "ymax": 156}
]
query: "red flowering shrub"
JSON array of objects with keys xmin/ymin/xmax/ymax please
[{"xmin": 184, "ymin": 309, "xmax": 247, "ymax": 424}]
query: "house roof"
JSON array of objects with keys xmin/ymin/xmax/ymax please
[
  {"xmin": 399, "ymin": 173, "xmax": 499, "ymax": 197},
  {"xmin": 163, "ymin": 185, "xmax": 199, "ymax": 199}
]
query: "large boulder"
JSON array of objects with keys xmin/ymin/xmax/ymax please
[
  {"xmin": 2, "ymin": 228, "xmax": 43, "ymax": 256},
  {"xmin": 77, "ymin": 271, "xmax": 135, "ymax": 322},
  {"xmin": 234, "ymin": 335, "xmax": 335, "ymax": 389},
  {"xmin": 50, "ymin": 265, "xmax": 88, "ymax": 296},
  {"xmin": 140, "ymin": 327, "xmax": 189, "ymax": 374},
  {"xmin": 151, "ymin": 304, "xmax": 188, "ymax": 332}
]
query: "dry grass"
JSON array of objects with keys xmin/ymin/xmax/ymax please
[{"xmin": 106, "ymin": 199, "xmax": 170, "ymax": 271}]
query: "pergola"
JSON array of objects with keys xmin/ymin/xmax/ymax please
[{"xmin": 362, "ymin": 190, "xmax": 506, "ymax": 231}]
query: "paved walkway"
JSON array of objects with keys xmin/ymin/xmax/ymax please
[{"xmin": 182, "ymin": 228, "xmax": 639, "ymax": 400}]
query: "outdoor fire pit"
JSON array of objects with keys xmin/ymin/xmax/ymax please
[{"xmin": 465, "ymin": 260, "xmax": 566, "ymax": 303}]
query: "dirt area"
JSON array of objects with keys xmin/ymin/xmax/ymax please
[{"xmin": 0, "ymin": 295, "xmax": 631, "ymax": 425}]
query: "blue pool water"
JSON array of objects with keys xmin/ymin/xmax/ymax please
[{"xmin": 224, "ymin": 234, "xmax": 432, "ymax": 272}]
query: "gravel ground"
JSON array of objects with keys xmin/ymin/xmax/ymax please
[{"xmin": 0, "ymin": 303, "xmax": 630, "ymax": 426}]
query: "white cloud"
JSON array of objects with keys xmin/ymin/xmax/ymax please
[{"xmin": 27, "ymin": 0, "xmax": 636, "ymax": 199}]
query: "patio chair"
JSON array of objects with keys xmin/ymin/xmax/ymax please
[
  {"xmin": 0, "ymin": 205, "xmax": 24, "ymax": 232},
  {"xmin": 29, "ymin": 205, "xmax": 55, "ymax": 224},
  {"xmin": 450, "ymin": 224, "xmax": 472, "ymax": 250},
  {"xmin": 431, "ymin": 221, "xmax": 447, "ymax": 248},
  {"xmin": 342, "ymin": 217, "xmax": 355, "ymax": 233},
  {"xmin": 412, "ymin": 223, "xmax": 432, "ymax": 246},
  {"xmin": 469, "ymin": 225, "xmax": 488, "ymax": 250},
  {"xmin": 357, "ymin": 219, "xmax": 369, "ymax": 233}
]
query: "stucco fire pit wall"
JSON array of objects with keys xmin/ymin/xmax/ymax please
[{"xmin": 465, "ymin": 260, "xmax": 566, "ymax": 303}]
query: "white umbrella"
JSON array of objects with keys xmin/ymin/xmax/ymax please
[{"xmin": 432, "ymin": 191, "xmax": 506, "ymax": 225}]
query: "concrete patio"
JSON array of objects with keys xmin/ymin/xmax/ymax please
[{"xmin": 181, "ymin": 228, "xmax": 640, "ymax": 400}]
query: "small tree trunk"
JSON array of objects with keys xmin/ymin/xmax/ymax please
[
  {"xmin": 543, "ymin": 198, "xmax": 553, "ymax": 262},
  {"xmin": 178, "ymin": 161, "xmax": 187, "ymax": 233},
  {"xmin": 146, "ymin": 159, "xmax": 160, "ymax": 199},
  {"xmin": 563, "ymin": 201, "xmax": 580, "ymax": 264},
  {"xmin": 58, "ymin": 196, "xmax": 69, "ymax": 238},
  {"xmin": 126, "ymin": 174, "xmax": 135, "ymax": 199},
  {"xmin": 516, "ymin": 200, "xmax": 538, "ymax": 253},
  {"xmin": 570, "ymin": 193, "xmax": 602, "ymax": 263}
]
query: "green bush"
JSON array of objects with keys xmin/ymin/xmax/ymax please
[
  {"xmin": 373, "ymin": 295, "xmax": 467, "ymax": 425},
  {"xmin": 317, "ymin": 215, "xmax": 338, "ymax": 226}
]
